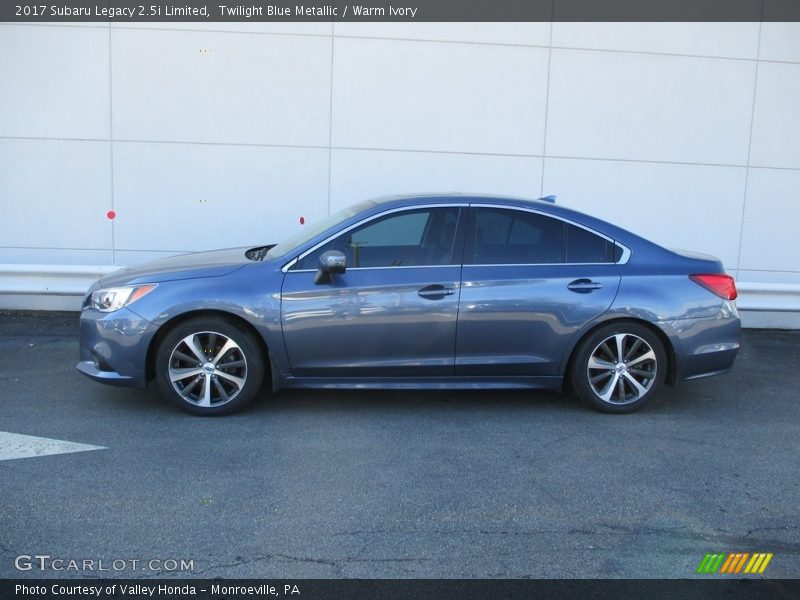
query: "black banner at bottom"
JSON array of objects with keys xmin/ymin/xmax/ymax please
[{"xmin": 3, "ymin": 579, "xmax": 800, "ymax": 600}]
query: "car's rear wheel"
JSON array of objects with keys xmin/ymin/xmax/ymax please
[
  {"xmin": 155, "ymin": 316, "xmax": 264, "ymax": 416},
  {"xmin": 570, "ymin": 322, "xmax": 667, "ymax": 414}
]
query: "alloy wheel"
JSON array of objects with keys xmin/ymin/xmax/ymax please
[
  {"xmin": 587, "ymin": 333, "xmax": 657, "ymax": 405},
  {"xmin": 167, "ymin": 331, "xmax": 247, "ymax": 408}
]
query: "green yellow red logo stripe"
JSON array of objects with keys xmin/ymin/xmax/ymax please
[{"xmin": 697, "ymin": 552, "xmax": 773, "ymax": 574}]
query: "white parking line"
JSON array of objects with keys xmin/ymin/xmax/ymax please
[{"xmin": 0, "ymin": 431, "xmax": 105, "ymax": 461}]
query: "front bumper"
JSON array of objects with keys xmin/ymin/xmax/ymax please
[{"xmin": 76, "ymin": 306, "xmax": 158, "ymax": 389}]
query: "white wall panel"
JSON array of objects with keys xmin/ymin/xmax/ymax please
[
  {"xmin": 739, "ymin": 168, "xmax": 800, "ymax": 273},
  {"xmin": 331, "ymin": 38, "xmax": 548, "ymax": 155},
  {"xmin": 759, "ymin": 23, "xmax": 800, "ymax": 63},
  {"xmin": 0, "ymin": 248, "xmax": 113, "ymax": 266},
  {"xmin": 0, "ymin": 25, "xmax": 110, "ymax": 139},
  {"xmin": 111, "ymin": 29, "xmax": 332, "ymax": 145},
  {"xmin": 552, "ymin": 22, "xmax": 759, "ymax": 59},
  {"xmin": 0, "ymin": 139, "xmax": 112, "ymax": 251},
  {"xmin": 329, "ymin": 149, "xmax": 543, "ymax": 211},
  {"xmin": 112, "ymin": 142, "xmax": 328, "ymax": 252},
  {"xmin": 542, "ymin": 158, "xmax": 747, "ymax": 268},
  {"xmin": 114, "ymin": 22, "xmax": 332, "ymax": 35},
  {"xmin": 546, "ymin": 49, "xmax": 755, "ymax": 165},
  {"xmin": 749, "ymin": 62, "xmax": 800, "ymax": 170},
  {"xmin": 11, "ymin": 22, "xmax": 109, "ymax": 28},
  {"xmin": 334, "ymin": 22, "xmax": 550, "ymax": 46},
  {"xmin": 738, "ymin": 270, "xmax": 800, "ymax": 285}
]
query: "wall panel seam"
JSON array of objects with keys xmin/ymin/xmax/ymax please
[
  {"xmin": 4, "ymin": 135, "xmax": 800, "ymax": 171},
  {"xmin": 735, "ymin": 18, "xmax": 764, "ymax": 274},
  {"xmin": 539, "ymin": 17, "xmax": 554, "ymax": 198},
  {"xmin": 7, "ymin": 22, "xmax": 798, "ymax": 66}
]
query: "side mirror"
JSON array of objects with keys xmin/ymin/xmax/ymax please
[{"xmin": 314, "ymin": 250, "xmax": 346, "ymax": 285}]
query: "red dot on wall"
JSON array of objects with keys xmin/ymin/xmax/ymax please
[
  {"xmin": 106, "ymin": 210, "xmax": 116, "ymax": 220},
  {"xmin": 299, "ymin": 216, "xmax": 305, "ymax": 225}
]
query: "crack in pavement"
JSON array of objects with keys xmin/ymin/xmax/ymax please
[
  {"xmin": 332, "ymin": 524, "xmax": 705, "ymax": 538},
  {"xmin": 330, "ymin": 522, "xmax": 800, "ymax": 549},
  {"xmin": 191, "ymin": 552, "xmax": 431, "ymax": 577},
  {"xmin": 746, "ymin": 525, "xmax": 800, "ymax": 535}
]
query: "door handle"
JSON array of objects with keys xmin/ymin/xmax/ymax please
[
  {"xmin": 418, "ymin": 284, "xmax": 456, "ymax": 299},
  {"xmin": 567, "ymin": 278, "xmax": 602, "ymax": 293}
]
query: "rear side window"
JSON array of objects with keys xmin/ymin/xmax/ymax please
[
  {"xmin": 566, "ymin": 224, "xmax": 618, "ymax": 263},
  {"xmin": 469, "ymin": 208, "xmax": 564, "ymax": 264},
  {"xmin": 468, "ymin": 207, "xmax": 619, "ymax": 265}
]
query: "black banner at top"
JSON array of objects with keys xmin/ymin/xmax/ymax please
[{"xmin": 2, "ymin": 0, "xmax": 800, "ymax": 23}]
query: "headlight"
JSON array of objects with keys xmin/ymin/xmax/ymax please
[{"xmin": 89, "ymin": 284, "xmax": 157, "ymax": 312}]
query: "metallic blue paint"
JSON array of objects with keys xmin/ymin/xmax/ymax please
[{"xmin": 77, "ymin": 194, "xmax": 740, "ymax": 398}]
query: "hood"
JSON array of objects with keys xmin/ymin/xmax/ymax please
[{"xmin": 98, "ymin": 247, "xmax": 255, "ymax": 287}]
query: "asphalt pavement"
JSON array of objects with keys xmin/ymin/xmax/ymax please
[{"xmin": 1, "ymin": 311, "xmax": 798, "ymax": 579}]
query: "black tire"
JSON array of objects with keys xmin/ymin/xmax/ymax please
[
  {"xmin": 569, "ymin": 321, "xmax": 667, "ymax": 414},
  {"xmin": 155, "ymin": 316, "xmax": 265, "ymax": 416}
]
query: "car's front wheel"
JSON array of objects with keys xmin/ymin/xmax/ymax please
[
  {"xmin": 155, "ymin": 316, "xmax": 264, "ymax": 416},
  {"xmin": 570, "ymin": 322, "xmax": 667, "ymax": 414}
]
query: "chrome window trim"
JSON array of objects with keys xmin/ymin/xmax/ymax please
[
  {"xmin": 463, "ymin": 262, "xmax": 616, "ymax": 268},
  {"xmin": 615, "ymin": 243, "xmax": 631, "ymax": 264},
  {"xmin": 281, "ymin": 203, "xmax": 468, "ymax": 273},
  {"xmin": 469, "ymin": 203, "xmax": 631, "ymax": 265},
  {"xmin": 288, "ymin": 264, "xmax": 461, "ymax": 274},
  {"xmin": 289, "ymin": 262, "xmax": 614, "ymax": 273},
  {"xmin": 281, "ymin": 201, "xmax": 631, "ymax": 273}
]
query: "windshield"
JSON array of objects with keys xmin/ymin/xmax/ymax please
[{"xmin": 266, "ymin": 200, "xmax": 375, "ymax": 260}]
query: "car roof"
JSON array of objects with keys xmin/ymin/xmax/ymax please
[
  {"xmin": 369, "ymin": 192, "xmax": 564, "ymax": 212},
  {"xmin": 367, "ymin": 192, "xmax": 595, "ymax": 225}
]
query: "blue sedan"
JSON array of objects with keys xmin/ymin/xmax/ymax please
[{"xmin": 77, "ymin": 194, "xmax": 740, "ymax": 415}]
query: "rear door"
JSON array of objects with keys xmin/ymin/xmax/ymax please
[{"xmin": 455, "ymin": 205, "xmax": 622, "ymax": 376}]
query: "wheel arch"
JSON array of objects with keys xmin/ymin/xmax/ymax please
[
  {"xmin": 145, "ymin": 309, "xmax": 271, "ymax": 384},
  {"xmin": 562, "ymin": 316, "xmax": 678, "ymax": 390}
]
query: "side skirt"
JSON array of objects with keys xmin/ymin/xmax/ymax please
[{"xmin": 277, "ymin": 375, "xmax": 563, "ymax": 392}]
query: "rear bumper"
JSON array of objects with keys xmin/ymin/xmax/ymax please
[
  {"xmin": 76, "ymin": 307, "xmax": 157, "ymax": 389},
  {"xmin": 679, "ymin": 345, "xmax": 739, "ymax": 381},
  {"xmin": 659, "ymin": 305, "xmax": 741, "ymax": 382}
]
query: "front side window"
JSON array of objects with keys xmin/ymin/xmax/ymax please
[
  {"xmin": 468, "ymin": 207, "xmax": 617, "ymax": 264},
  {"xmin": 296, "ymin": 207, "xmax": 461, "ymax": 269}
]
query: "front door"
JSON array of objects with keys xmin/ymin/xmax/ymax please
[{"xmin": 281, "ymin": 206, "xmax": 465, "ymax": 378}]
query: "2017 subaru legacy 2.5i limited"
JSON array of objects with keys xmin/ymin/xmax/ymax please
[{"xmin": 77, "ymin": 194, "xmax": 740, "ymax": 415}]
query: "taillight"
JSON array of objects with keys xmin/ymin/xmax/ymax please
[{"xmin": 689, "ymin": 274, "xmax": 737, "ymax": 300}]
